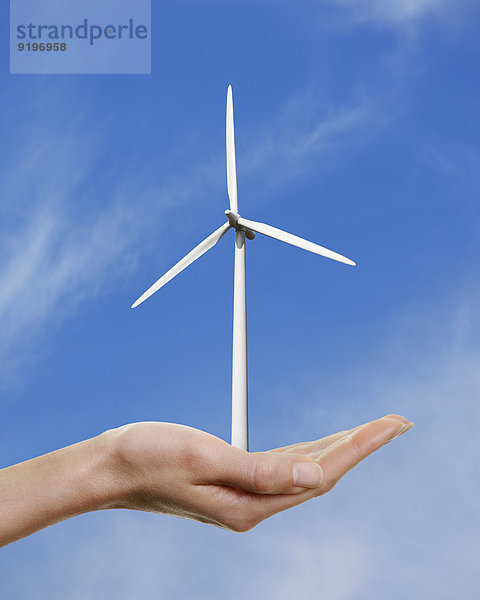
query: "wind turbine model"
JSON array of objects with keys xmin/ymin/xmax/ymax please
[{"xmin": 132, "ymin": 85, "xmax": 356, "ymax": 452}]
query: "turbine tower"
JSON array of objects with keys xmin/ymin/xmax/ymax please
[{"xmin": 131, "ymin": 85, "xmax": 356, "ymax": 452}]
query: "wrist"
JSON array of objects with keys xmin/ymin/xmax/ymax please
[
  {"xmin": 0, "ymin": 430, "xmax": 123, "ymax": 547},
  {"xmin": 97, "ymin": 424, "xmax": 159, "ymax": 511},
  {"xmin": 72, "ymin": 430, "xmax": 124, "ymax": 512}
]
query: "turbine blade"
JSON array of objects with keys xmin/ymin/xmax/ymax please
[
  {"xmin": 131, "ymin": 223, "xmax": 231, "ymax": 308},
  {"xmin": 226, "ymin": 85, "xmax": 238, "ymax": 213},
  {"xmin": 236, "ymin": 217, "xmax": 356, "ymax": 266}
]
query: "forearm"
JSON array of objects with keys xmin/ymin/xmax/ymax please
[{"xmin": 0, "ymin": 432, "xmax": 117, "ymax": 547}]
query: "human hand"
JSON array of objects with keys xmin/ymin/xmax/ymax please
[
  {"xmin": 105, "ymin": 414, "xmax": 414, "ymax": 532},
  {"xmin": 0, "ymin": 414, "xmax": 413, "ymax": 546}
]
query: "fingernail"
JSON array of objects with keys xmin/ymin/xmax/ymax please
[
  {"xmin": 293, "ymin": 462, "xmax": 324, "ymax": 488},
  {"xmin": 387, "ymin": 420, "xmax": 415, "ymax": 443}
]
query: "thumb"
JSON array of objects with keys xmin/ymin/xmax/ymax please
[{"xmin": 213, "ymin": 447, "xmax": 324, "ymax": 495}]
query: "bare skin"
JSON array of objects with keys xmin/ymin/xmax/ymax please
[{"xmin": 0, "ymin": 414, "xmax": 413, "ymax": 547}]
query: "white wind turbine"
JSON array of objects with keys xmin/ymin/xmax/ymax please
[{"xmin": 132, "ymin": 85, "xmax": 356, "ymax": 451}]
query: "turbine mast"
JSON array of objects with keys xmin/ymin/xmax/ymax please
[{"xmin": 232, "ymin": 229, "xmax": 249, "ymax": 451}]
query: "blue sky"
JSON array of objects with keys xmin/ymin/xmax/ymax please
[{"xmin": 1, "ymin": 0, "xmax": 479, "ymax": 597}]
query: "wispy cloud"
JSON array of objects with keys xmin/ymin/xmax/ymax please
[
  {"xmin": 291, "ymin": 294, "xmax": 480, "ymax": 598},
  {"xmin": 0, "ymin": 113, "xmax": 148, "ymax": 381},
  {"xmin": 241, "ymin": 90, "xmax": 377, "ymax": 201},
  {"xmin": 0, "ymin": 108, "xmax": 213, "ymax": 384},
  {"xmin": 0, "ymin": 206, "xmax": 135, "ymax": 374},
  {"xmin": 325, "ymin": 0, "xmax": 451, "ymax": 24},
  {"xmin": 422, "ymin": 142, "xmax": 480, "ymax": 208},
  {"xmin": 213, "ymin": 0, "xmax": 457, "ymax": 27}
]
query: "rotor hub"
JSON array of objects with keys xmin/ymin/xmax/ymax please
[{"xmin": 225, "ymin": 210, "xmax": 255, "ymax": 240}]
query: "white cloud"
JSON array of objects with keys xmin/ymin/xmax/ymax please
[
  {"xmin": 0, "ymin": 125, "xmax": 152, "ymax": 382},
  {"xmin": 241, "ymin": 91, "xmax": 376, "ymax": 201},
  {"xmin": 210, "ymin": 0, "xmax": 456, "ymax": 27},
  {"xmin": 326, "ymin": 0, "xmax": 450, "ymax": 24},
  {"xmin": 0, "ymin": 206, "xmax": 134, "ymax": 372}
]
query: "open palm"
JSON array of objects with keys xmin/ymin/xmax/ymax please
[{"xmin": 106, "ymin": 414, "xmax": 413, "ymax": 532}]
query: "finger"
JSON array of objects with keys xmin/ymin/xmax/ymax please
[
  {"xmin": 268, "ymin": 431, "xmax": 350, "ymax": 455},
  {"xmin": 267, "ymin": 416, "xmax": 391, "ymax": 456},
  {"xmin": 241, "ymin": 414, "xmax": 414, "ymax": 522},
  {"xmin": 204, "ymin": 444, "xmax": 324, "ymax": 496},
  {"xmin": 317, "ymin": 414, "xmax": 414, "ymax": 491}
]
